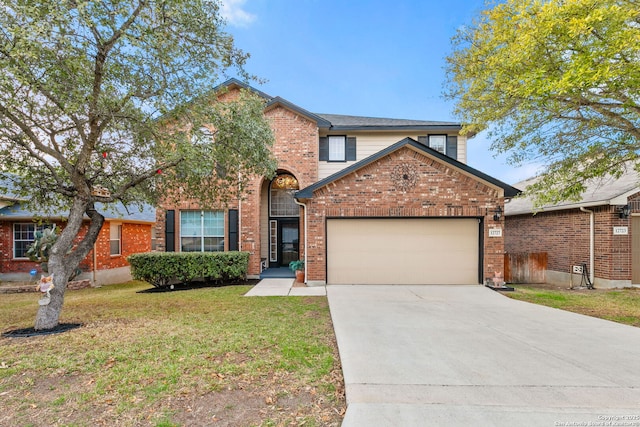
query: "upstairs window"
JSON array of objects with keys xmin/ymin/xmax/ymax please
[
  {"xmin": 428, "ymin": 135, "xmax": 446, "ymax": 154},
  {"xmin": 329, "ymin": 136, "xmax": 346, "ymax": 161},
  {"xmin": 319, "ymin": 136, "xmax": 357, "ymax": 162},
  {"xmin": 418, "ymin": 135, "xmax": 458, "ymax": 160}
]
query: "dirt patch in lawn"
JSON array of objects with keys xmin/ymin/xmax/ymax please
[{"xmin": 0, "ymin": 371, "xmax": 344, "ymax": 427}]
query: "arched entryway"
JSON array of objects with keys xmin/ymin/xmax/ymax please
[{"xmin": 268, "ymin": 173, "xmax": 300, "ymax": 268}]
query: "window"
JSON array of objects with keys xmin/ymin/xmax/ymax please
[
  {"xmin": 180, "ymin": 210, "xmax": 224, "ymax": 252},
  {"xmin": 151, "ymin": 226, "xmax": 158, "ymax": 251},
  {"xmin": 110, "ymin": 223, "xmax": 122, "ymax": 256},
  {"xmin": 319, "ymin": 136, "xmax": 357, "ymax": 161},
  {"xmin": 329, "ymin": 136, "xmax": 346, "ymax": 161},
  {"xmin": 418, "ymin": 135, "xmax": 458, "ymax": 160},
  {"xmin": 270, "ymin": 174, "xmax": 299, "ymax": 217},
  {"xmin": 190, "ymin": 127, "xmax": 219, "ymax": 176},
  {"xmin": 428, "ymin": 135, "xmax": 446, "ymax": 154},
  {"xmin": 191, "ymin": 126, "xmax": 214, "ymax": 146},
  {"xmin": 13, "ymin": 223, "xmax": 50, "ymax": 259}
]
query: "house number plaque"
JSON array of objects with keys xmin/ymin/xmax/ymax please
[
  {"xmin": 613, "ymin": 226, "xmax": 628, "ymax": 235},
  {"xmin": 488, "ymin": 228, "xmax": 502, "ymax": 237}
]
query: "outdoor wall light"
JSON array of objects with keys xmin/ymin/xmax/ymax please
[
  {"xmin": 618, "ymin": 204, "xmax": 631, "ymax": 219},
  {"xmin": 493, "ymin": 206, "xmax": 503, "ymax": 221}
]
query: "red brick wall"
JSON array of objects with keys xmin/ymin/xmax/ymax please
[
  {"xmin": 95, "ymin": 221, "xmax": 152, "ymax": 270},
  {"xmin": 156, "ymin": 89, "xmax": 321, "ymax": 276},
  {"xmin": 0, "ymin": 219, "xmax": 151, "ymax": 277},
  {"xmin": 505, "ymin": 206, "xmax": 632, "ymax": 281},
  {"xmin": 304, "ymin": 146, "xmax": 504, "ymax": 282},
  {"xmin": 240, "ymin": 105, "xmax": 319, "ymax": 274}
]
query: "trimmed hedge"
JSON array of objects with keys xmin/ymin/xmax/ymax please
[{"xmin": 127, "ymin": 252, "xmax": 250, "ymax": 288}]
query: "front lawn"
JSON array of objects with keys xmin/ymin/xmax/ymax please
[
  {"xmin": 506, "ymin": 285, "xmax": 640, "ymax": 327},
  {"xmin": 0, "ymin": 281, "xmax": 345, "ymax": 427}
]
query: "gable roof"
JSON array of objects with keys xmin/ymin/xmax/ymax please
[
  {"xmin": 215, "ymin": 79, "xmax": 463, "ymax": 133},
  {"xmin": 296, "ymin": 137, "xmax": 520, "ymax": 199},
  {"xmin": 506, "ymin": 168, "xmax": 640, "ymax": 216}
]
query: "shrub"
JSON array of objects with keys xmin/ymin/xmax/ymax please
[{"xmin": 127, "ymin": 252, "xmax": 250, "ymax": 288}]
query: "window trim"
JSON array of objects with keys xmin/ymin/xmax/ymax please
[
  {"xmin": 179, "ymin": 210, "xmax": 225, "ymax": 252},
  {"xmin": 428, "ymin": 134, "xmax": 447, "ymax": 155},
  {"xmin": 12, "ymin": 223, "xmax": 51, "ymax": 260},
  {"xmin": 109, "ymin": 222, "xmax": 122, "ymax": 256},
  {"xmin": 328, "ymin": 135, "xmax": 347, "ymax": 162}
]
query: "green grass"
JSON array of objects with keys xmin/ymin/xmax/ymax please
[
  {"xmin": 506, "ymin": 285, "xmax": 640, "ymax": 327},
  {"xmin": 0, "ymin": 281, "xmax": 344, "ymax": 426}
]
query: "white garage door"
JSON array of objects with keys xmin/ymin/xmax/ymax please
[{"xmin": 327, "ymin": 218, "xmax": 480, "ymax": 285}]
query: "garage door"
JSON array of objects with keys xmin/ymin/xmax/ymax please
[{"xmin": 327, "ymin": 218, "xmax": 480, "ymax": 285}]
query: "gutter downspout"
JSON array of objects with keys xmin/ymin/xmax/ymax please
[
  {"xmin": 92, "ymin": 242, "xmax": 97, "ymax": 286},
  {"xmin": 293, "ymin": 197, "xmax": 307, "ymax": 284},
  {"xmin": 238, "ymin": 174, "xmax": 242, "ymax": 252},
  {"xmin": 580, "ymin": 207, "xmax": 595, "ymax": 284}
]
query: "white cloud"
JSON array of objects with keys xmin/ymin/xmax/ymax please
[{"xmin": 220, "ymin": 0, "xmax": 256, "ymax": 27}]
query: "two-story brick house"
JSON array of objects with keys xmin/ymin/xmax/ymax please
[{"xmin": 157, "ymin": 79, "xmax": 520, "ymax": 285}]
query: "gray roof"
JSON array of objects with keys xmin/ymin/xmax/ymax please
[
  {"xmin": 296, "ymin": 137, "xmax": 520, "ymax": 199},
  {"xmin": 505, "ymin": 169, "xmax": 640, "ymax": 216},
  {"xmin": 216, "ymin": 79, "xmax": 462, "ymax": 132},
  {"xmin": 315, "ymin": 113, "xmax": 461, "ymax": 131},
  {"xmin": 0, "ymin": 175, "xmax": 155, "ymax": 223},
  {"xmin": 0, "ymin": 201, "xmax": 156, "ymax": 223}
]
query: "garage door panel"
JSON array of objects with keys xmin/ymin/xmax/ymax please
[{"xmin": 327, "ymin": 219, "xmax": 479, "ymax": 285}]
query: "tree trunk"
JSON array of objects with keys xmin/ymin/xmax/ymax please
[
  {"xmin": 34, "ymin": 254, "xmax": 73, "ymax": 330},
  {"xmin": 34, "ymin": 198, "xmax": 104, "ymax": 330}
]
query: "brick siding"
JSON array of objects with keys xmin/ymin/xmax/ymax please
[
  {"xmin": 0, "ymin": 220, "xmax": 151, "ymax": 277},
  {"xmin": 304, "ymin": 146, "xmax": 504, "ymax": 282},
  {"xmin": 505, "ymin": 205, "xmax": 633, "ymax": 281}
]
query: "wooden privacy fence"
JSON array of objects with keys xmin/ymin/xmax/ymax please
[{"xmin": 504, "ymin": 252, "xmax": 547, "ymax": 284}]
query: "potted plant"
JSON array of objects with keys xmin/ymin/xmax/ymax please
[{"xmin": 289, "ymin": 259, "xmax": 305, "ymax": 283}]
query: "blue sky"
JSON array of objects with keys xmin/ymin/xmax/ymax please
[{"xmin": 220, "ymin": 0, "xmax": 540, "ymax": 185}]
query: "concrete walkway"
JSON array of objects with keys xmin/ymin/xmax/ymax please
[
  {"xmin": 244, "ymin": 278, "xmax": 326, "ymax": 296},
  {"xmin": 328, "ymin": 285, "xmax": 640, "ymax": 427}
]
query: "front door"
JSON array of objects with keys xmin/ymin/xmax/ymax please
[
  {"xmin": 268, "ymin": 173, "xmax": 300, "ymax": 268},
  {"xmin": 279, "ymin": 220, "xmax": 299, "ymax": 267}
]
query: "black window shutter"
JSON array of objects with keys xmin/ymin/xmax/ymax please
[
  {"xmin": 228, "ymin": 209, "xmax": 239, "ymax": 251},
  {"xmin": 446, "ymin": 136, "xmax": 458, "ymax": 160},
  {"xmin": 319, "ymin": 137, "xmax": 328, "ymax": 161},
  {"xmin": 346, "ymin": 137, "xmax": 357, "ymax": 161},
  {"xmin": 165, "ymin": 210, "xmax": 175, "ymax": 252},
  {"xmin": 417, "ymin": 136, "xmax": 427, "ymax": 146}
]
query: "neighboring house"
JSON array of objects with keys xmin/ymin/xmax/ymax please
[
  {"xmin": 505, "ymin": 170, "xmax": 640, "ymax": 288},
  {"xmin": 0, "ymin": 193, "xmax": 156, "ymax": 285},
  {"xmin": 157, "ymin": 79, "xmax": 520, "ymax": 285}
]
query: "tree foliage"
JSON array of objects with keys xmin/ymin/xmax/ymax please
[
  {"xmin": 446, "ymin": 0, "xmax": 640, "ymax": 205},
  {"xmin": 0, "ymin": 0, "xmax": 277, "ymax": 329}
]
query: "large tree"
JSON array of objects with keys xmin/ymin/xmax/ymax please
[
  {"xmin": 0, "ymin": 0, "xmax": 277, "ymax": 330},
  {"xmin": 446, "ymin": 0, "xmax": 640, "ymax": 204}
]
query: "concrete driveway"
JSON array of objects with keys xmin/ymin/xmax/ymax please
[{"xmin": 327, "ymin": 285, "xmax": 640, "ymax": 426}]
